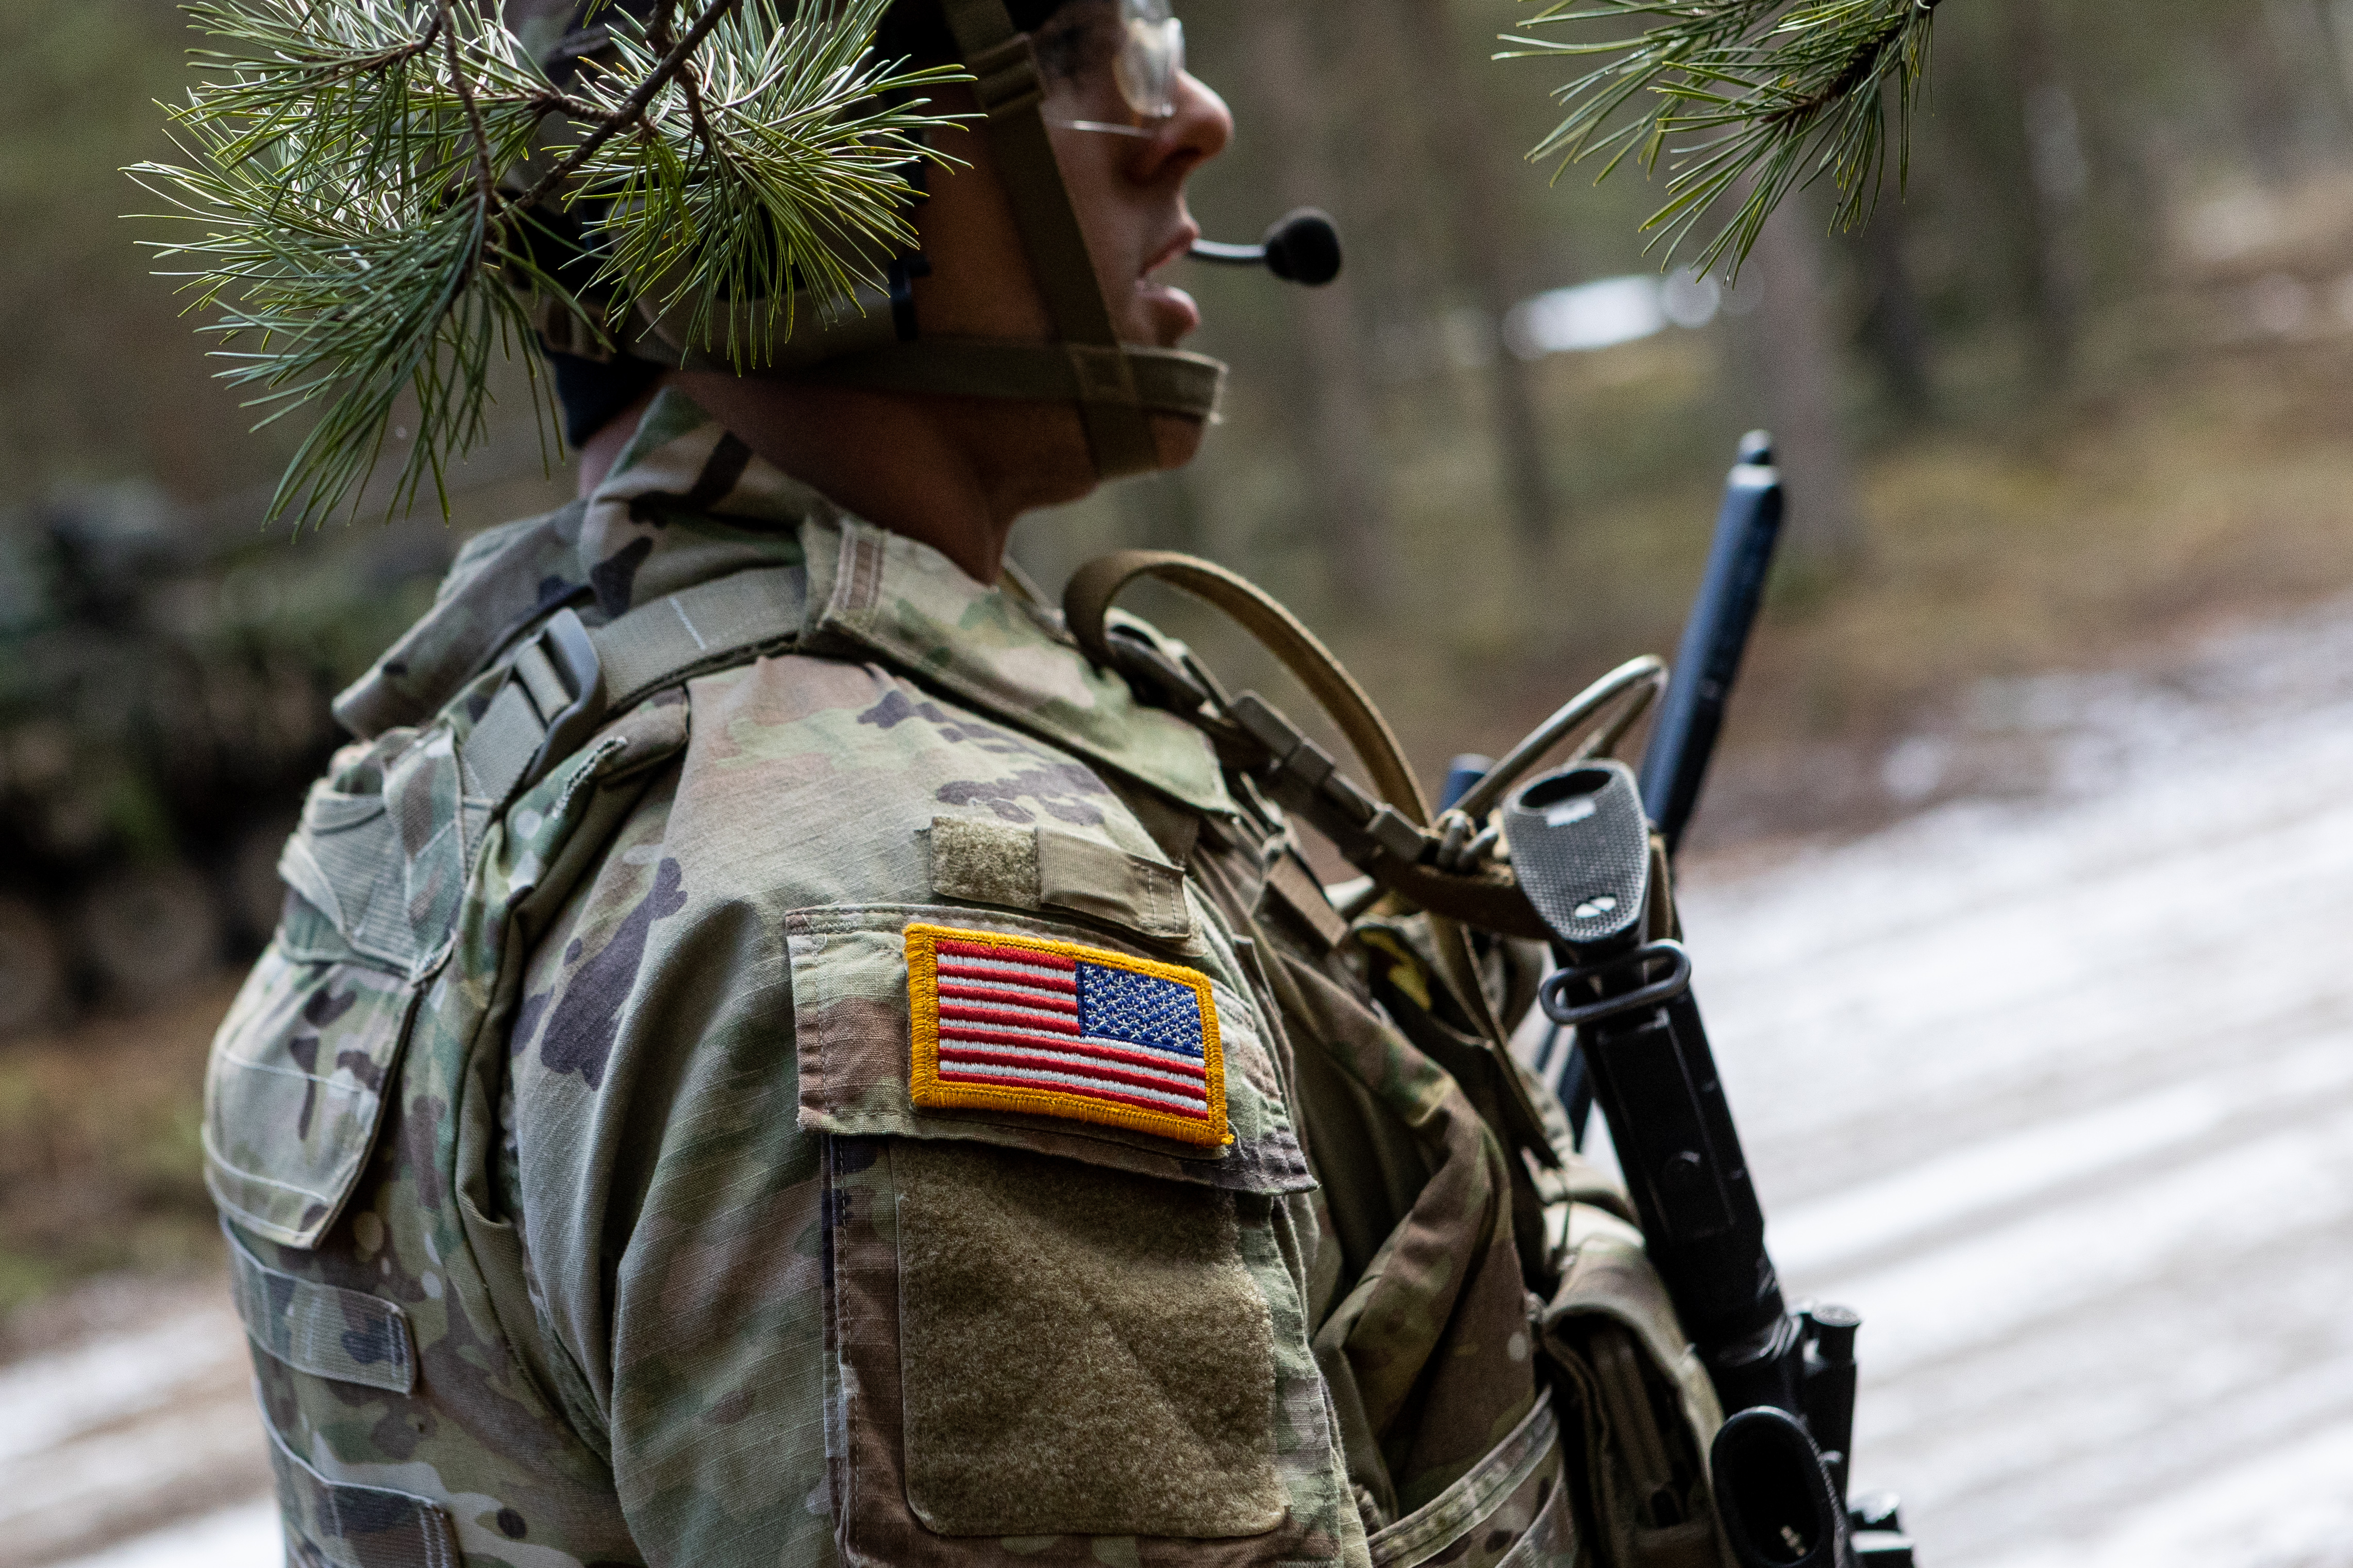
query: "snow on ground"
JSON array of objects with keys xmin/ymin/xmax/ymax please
[
  {"xmin": 12, "ymin": 594, "xmax": 2353, "ymax": 1566},
  {"xmin": 0, "ymin": 1284, "xmax": 267, "ymax": 1568},
  {"xmin": 46, "ymin": 1504, "xmax": 280, "ymax": 1568},
  {"xmin": 1678, "ymin": 595, "xmax": 2353, "ymax": 1567}
]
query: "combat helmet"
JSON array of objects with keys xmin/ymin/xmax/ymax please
[{"xmin": 520, "ymin": 0, "xmax": 1225, "ymax": 480}]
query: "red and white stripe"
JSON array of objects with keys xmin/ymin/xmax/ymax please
[{"xmin": 933, "ymin": 939, "xmax": 1211, "ymax": 1122}]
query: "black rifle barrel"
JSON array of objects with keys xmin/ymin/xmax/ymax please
[
  {"xmin": 1638, "ymin": 432, "xmax": 1787, "ymax": 855},
  {"xmin": 1504, "ymin": 437, "xmax": 1881, "ymax": 1555}
]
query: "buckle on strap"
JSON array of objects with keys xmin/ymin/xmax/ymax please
[
  {"xmin": 462, "ymin": 567, "xmax": 807, "ymax": 804},
  {"xmin": 459, "ymin": 606, "xmax": 607, "ymax": 805},
  {"xmin": 517, "ymin": 607, "xmax": 608, "ymax": 786}
]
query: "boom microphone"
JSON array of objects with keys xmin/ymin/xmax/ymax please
[{"xmin": 1191, "ymin": 208, "xmax": 1342, "ymax": 285}]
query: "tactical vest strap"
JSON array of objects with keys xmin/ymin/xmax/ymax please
[
  {"xmin": 226, "ymin": 1224, "xmax": 416, "ymax": 1393},
  {"xmin": 1062, "ymin": 552, "xmax": 1564, "ymax": 938},
  {"xmin": 1065, "ymin": 550, "xmax": 1431, "ymax": 824},
  {"xmin": 596, "ymin": 562, "xmax": 809, "ymax": 711},
  {"xmin": 460, "ymin": 564, "xmax": 808, "ymax": 803},
  {"xmin": 264, "ymin": 1415, "xmax": 461, "ymax": 1568}
]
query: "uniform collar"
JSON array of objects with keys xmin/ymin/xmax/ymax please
[
  {"xmin": 339, "ymin": 391, "xmax": 1231, "ymax": 817},
  {"xmin": 796, "ymin": 509, "xmax": 1231, "ymax": 817}
]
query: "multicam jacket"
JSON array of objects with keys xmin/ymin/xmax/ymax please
[{"xmin": 205, "ymin": 391, "xmax": 1726, "ymax": 1568}]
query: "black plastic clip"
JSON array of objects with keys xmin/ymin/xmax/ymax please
[{"xmin": 1539, "ymin": 940, "xmax": 1693, "ymax": 1029}]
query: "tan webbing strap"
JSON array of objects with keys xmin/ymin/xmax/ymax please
[
  {"xmin": 1066, "ymin": 551, "xmax": 1432, "ymax": 825},
  {"xmin": 226, "ymin": 1224, "xmax": 416, "ymax": 1394},
  {"xmin": 1067, "ymin": 556, "xmax": 1549, "ymax": 942},
  {"xmin": 462, "ymin": 681, "xmax": 547, "ymax": 803},
  {"xmin": 938, "ymin": 0, "xmax": 1163, "ymax": 477},
  {"xmin": 593, "ymin": 563, "xmax": 808, "ymax": 713},
  {"xmin": 1063, "ymin": 550, "xmax": 1524, "ymax": 1062},
  {"xmin": 460, "ymin": 565, "xmax": 808, "ymax": 804}
]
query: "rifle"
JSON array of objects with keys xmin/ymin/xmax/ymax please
[
  {"xmin": 1507, "ymin": 431, "xmax": 1785, "ymax": 1140},
  {"xmin": 1062, "ymin": 439, "xmax": 1915, "ymax": 1563},
  {"xmin": 1501, "ymin": 435, "xmax": 1917, "ymax": 1568},
  {"xmin": 1640, "ymin": 429, "xmax": 1785, "ymax": 856}
]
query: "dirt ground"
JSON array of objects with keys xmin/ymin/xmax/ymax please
[
  {"xmin": 0, "ymin": 981, "xmax": 237, "ymax": 1321},
  {"xmin": 0, "ymin": 1270, "xmax": 267, "ymax": 1568}
]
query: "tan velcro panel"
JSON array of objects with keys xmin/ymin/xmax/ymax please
[{"xmin": 928, "ymin": 816, "xmax": 1196, "ymax": 944}]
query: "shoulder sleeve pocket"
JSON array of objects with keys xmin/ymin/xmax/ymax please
[
  {"xmin": 789, "ymin": 904, "xmax": 1312, "ymax": 1194},
  {"xmin": 799, "ymin": 908, "xmax": 1366, "ymax": 1565}
]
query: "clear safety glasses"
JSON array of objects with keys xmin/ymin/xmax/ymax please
[
  {"xmin": 1113, "ymin": 0, "xmax": 1184, "ymax": 120},
  {"xmin": 1049, "ymin": 0, "xmax": 1187, "ymax": 138}
]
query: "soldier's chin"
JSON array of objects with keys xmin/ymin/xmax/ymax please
[
  {"xmin": 1150, "ymin": 411, "xmax": 1208, "ymax": 470},
  {"xmin": 1139, "ymin": 281, "xmax": 1200, "ymax": 345}
]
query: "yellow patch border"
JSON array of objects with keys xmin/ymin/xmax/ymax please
[{"xmin": 905, "ymin": 922, "xmax": 1231, "ymax": 1149}]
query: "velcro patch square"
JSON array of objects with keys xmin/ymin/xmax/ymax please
[{"xmin": 905, "ymin": 923, "xmax": 1230, "ymax": 1148}]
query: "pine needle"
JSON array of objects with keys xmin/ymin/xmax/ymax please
[
  {"xmin": 127, "ymin": 0, "xmax": 967, "ymax": 528},
  {"xmin": 1504, "ymin": 0, "xmax": 1944, "ymax": 276}
]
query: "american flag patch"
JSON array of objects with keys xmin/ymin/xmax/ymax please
[{"xmin": 905, "ymin": 923, "xmax": 1229, "ymax": 1148}]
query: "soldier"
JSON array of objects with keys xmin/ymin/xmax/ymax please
[{"xmin": 203, "ymin": 3, "xmax": 1724, "ymax": 1566}]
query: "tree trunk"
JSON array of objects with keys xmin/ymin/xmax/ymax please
[
  {"xmin": 1860, "ymin": 202, "xmax": 1934, "ymax": 419},
  {"xmin": 1242, "ymin": 5, "xmax": 1393, "ymax": 607},
  {"xmin": 1736, "ymin": 208, "xmax": 1862, "ymax": 563},
  {"xmin": 2005, "ymin": 0, "xmax": 2087, "ymax": 378},
  {"xmin": 2261, "ymin": 0, "xmax": 2353, "ymax": 162},
  {"xmin": 2330, "ymin": 0, "xmax": 2353, "ymax": 108},
  {"xmin": 0, "ymin": 896, "xmax": 68, "ymax": 1038},
  {"xmin": 1394, "ymin": 0, "xmax": 1559, "ymax": 542}
]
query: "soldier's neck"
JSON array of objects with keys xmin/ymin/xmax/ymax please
[{"xmin": 658, "ymin": 372, "xmax": 1098, "ymax": 585}]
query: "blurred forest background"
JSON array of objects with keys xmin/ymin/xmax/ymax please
[{"xmin": 7, "ymin": 0, "xmax": 2353, "ymax": 1306}]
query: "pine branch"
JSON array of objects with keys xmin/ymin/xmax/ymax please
[
  {"xmin": 128, "ymin": 0, "xmax": 967, "ymax": 529},
  {"xmin": 516, "ymin": 0, "xmax": 746, "ymax": 211},
  {"xmin": 570, "ymin": 0, "xmax": 962, "ymax": 365},
  {"xmin": 438, "ymin": 0, "xmax": 497, "ymax": 214},
  {"xmin": 1505, "ymin": 0, "xmax": 1946, "ymax": 275}
]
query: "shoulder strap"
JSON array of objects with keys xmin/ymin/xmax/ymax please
[
  {"xmin": 1067, "ymin": 550, "xmax": 1431, "ymax": 824},
  {"xmin": 334, "ymin": 498, "xmax": 593, "ymax": 740},
  {"xmin": 460, "ymin": 564, "xmax": 808, "ymax": 804}
]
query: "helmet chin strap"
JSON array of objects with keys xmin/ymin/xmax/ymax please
[
  {"xmin": 802, "ymin": 0, "xmax": 1222, "ymax": 481},
  {"xmin": 596, "ymin": 0, "xmax": 1224, "ymax": 481}
]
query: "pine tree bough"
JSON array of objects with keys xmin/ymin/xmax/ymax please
[
  {"xmin": 1505, "ymin": 0, "xmax": 1947, "ymax": 276},
  {"xmin": 126, "ymin": 0, "xmax": 968, "ymax": 527}
]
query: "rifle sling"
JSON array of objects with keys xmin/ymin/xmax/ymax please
[{"xmin": 1063, "ymin": 549, "xmax": 1558, "ymax": 1158}]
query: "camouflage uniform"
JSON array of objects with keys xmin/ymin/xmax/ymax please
[{"xmin": 206, "ymin": 391, "xmax": 1722, "ymax": 1568}]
